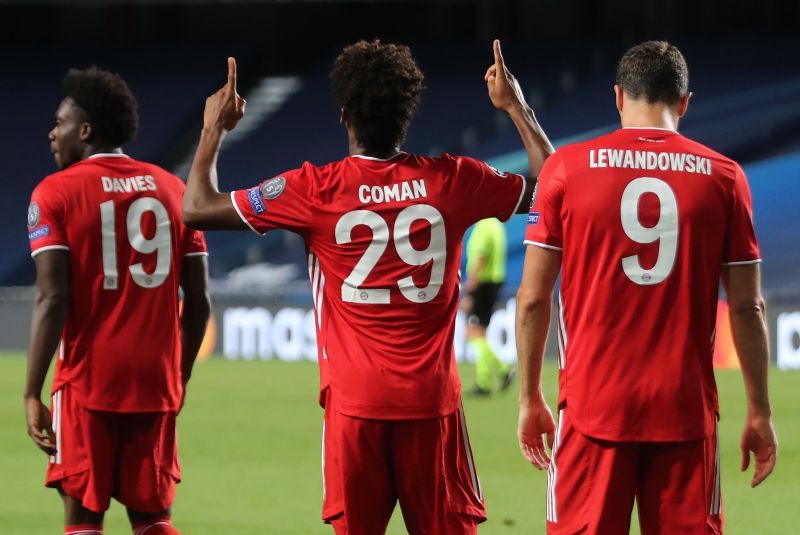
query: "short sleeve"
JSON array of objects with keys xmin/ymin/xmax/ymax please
[
  {"xmin": 28, "ymin": 180, "xmax": 69, "ymax": 257},
  {"xmin": 183, "ymin": 228, "xmax": 208, "ymax": 257},
  {"xmin": 524, "ymin": 152, "xmax": 565, "ymax": 251},
  {"xmin": 722, "ymin": 165, "xmax": 760, "ymax": 265},
  {"xmin": 451, "ymin": 156, "xmax": 525, "ymax": 225},
  {"xmin": 230, "ymin": 165, "xmax": 313, "ymax": 236}
]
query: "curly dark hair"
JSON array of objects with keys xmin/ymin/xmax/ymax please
[
  {"xmin": 330, "ymin": 40, "xmax": 425, "ymax": 155},
  {"xmin": 63, "ymin": 66, "xmax": 138, "ymax": 147},
  {"xmin": 616, "ymin": 41, "xmax": 689, "ymax": 104}
]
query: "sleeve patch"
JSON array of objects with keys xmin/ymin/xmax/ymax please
[
  {"xmin": 260, "ymin": 176, "xmax": 286, "ymax": 200},
  {"xmin": 247, "ymin": 187, "xmax": 267, "ymax": 215},
  {"xmin": 527, "ymin": 212, "xmax": 540, "ymax": 225},
  {"xmin": 28, "ymin": 225, "xmax": 50, "ymax": 241},
  {"xmin": 27, "ymin": 202, "xmax": 40, "ymax": 228}
]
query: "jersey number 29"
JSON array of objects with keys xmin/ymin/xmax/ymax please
[
  {"xmin": 336, "ymin": 204, "xmax": 446, "ymax": 304},
  {"xmin": 100, "ymin": 198, "xmax": 172, "ymax": 290}
]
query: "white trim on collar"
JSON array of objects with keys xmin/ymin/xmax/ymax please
[
  {"xmin": 350, "ymin": 152, "xmax": 406, "ymax": 162},
  {"xmin": 88, "ymin": 152, "xmax": 130, "ymax": 159},
  {"xmin": 621, "ymin": 126, "xmax": 678, "ymax": 133}
]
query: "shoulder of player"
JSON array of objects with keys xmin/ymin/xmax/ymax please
[
  {"xmin": 34, "ymin": 165, "xmax": 83, "ymax": 195},
  {"xmin": 675, "ymin": 135, "xmax": 741, "ymax": 178}
]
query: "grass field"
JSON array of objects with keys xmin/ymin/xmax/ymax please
[{"xmin": 0, "ymin": 352, "xmax": 797, "ymax": 534}]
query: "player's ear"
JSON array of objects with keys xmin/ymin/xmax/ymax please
[
  {"xmin": 339, "ymin": 107, "xmax": 348, "ymax": 126},
  {"xmin": 79, "ymin": 122, "xmax": 92, "ymax": 143},
  {"xmin": 677, "ymin": 92, "xmax": 692, "ymax": 118},
  {"xmin": 613, "ymin": 84, "xmax": 624, "ymax": 113}
]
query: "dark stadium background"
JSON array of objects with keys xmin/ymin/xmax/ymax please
[{"xmin": 1, "ymin": 2, "xmax": 799, "ymax": 534}]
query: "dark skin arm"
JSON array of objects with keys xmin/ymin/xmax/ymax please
[
  {"xmin": 485, "ymin": 40, "xmax": 554, "ymax": 213},
  {"xmin": 183, "ymin": 58, "xmax": 248, "ymax": 230},
  {"xmin": 24, "ymin": 250, "xmax": 71, "ymax": 455},
  {"xmin": 179, "ymin": 255, "xmax": 211, "ymax": 410},
  {"xmin": 515, "ymin": 245, "xmax": 561, "ymax": 470},
  {"xmin": 721, "ymin": 263, "xmax": 777, "ymax": 487}
]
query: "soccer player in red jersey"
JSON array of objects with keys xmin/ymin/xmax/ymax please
[
  {"xmin": 24, "ymin": 67, "xmax": 211, "ymax": 535},
  {"xmin": 182, "ymin": 41, "xmax": 554, "ymax": 533},
  {"xmin": 515, "ymin": 41, "xmax": 778, "ymax": 534}
]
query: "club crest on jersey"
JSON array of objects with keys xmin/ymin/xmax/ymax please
[
  {"xmin": 27, "ymin": 202, "xmax": 40, "ymax": 228},
  {"xmin": 247, "ymin": 187, "xmax": 266, "ymax": 215},
  {"xmin": 28, "ymin": 225, "xmax": 50, "ymax": 241},
  {"xmin": 527, "ymin": 212, "xmax": 540, "ymax": 225},
  {"xmin": 260, "ymin": 176, "xmax": 286, "ymax": 200}
]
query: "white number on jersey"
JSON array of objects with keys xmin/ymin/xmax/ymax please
[
  {"xmin": 335, "ymin": 204, "xmax": 446, "ymax": 304},
  {"xmin": 100, "ymin": 198, "xmax": 172, "ymax": 290},
  {"xmin": 620, "ymin": 176, "xmax": 679, "ymax": 285}
]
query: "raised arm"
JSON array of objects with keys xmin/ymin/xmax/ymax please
[
  {"xmin": 486, "ymin": 39, "xmax": 555, "ymax": 213},
  {"xmin": 721, "ymin": 262, "xmax": 777, "ymax": 487},
  {"xmin": 515, "ymin": 245, "xmax": 561, "ymax": 470},
  {"xmin": 183, "ymin": 57, "xmax": 249, "ymax": 230},
  {"xmin": 24, "ymin": 250, "xmax": 71, "ymax": 455}
]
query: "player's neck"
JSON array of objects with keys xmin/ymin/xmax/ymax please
[
  {"xmin": 348, "ymin": 144, "xmax": 403, "ymax": 160},
  {"xmin": 83, "ymin": 145, "xmax": 124, "ymax": 160},
  {"xmin": 620, "ymin": 106, "xmax": 679, "ymax": 132},
  {"xmin": 347, "ymin": 129, "xmax": 402, "ymax": 160}
]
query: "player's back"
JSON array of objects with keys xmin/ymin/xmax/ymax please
[
  {"xmin": 29, "ymin": 154, "xmax": 206, "ymax": 412},
  {"xmin": 526, "ymin": 128, "xmax": 760, "ymax": 441},
  {"xmin": 269, "ymin": 153, "xmax": 524, "ymax": 419}
]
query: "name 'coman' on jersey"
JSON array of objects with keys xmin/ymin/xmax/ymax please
[
  {"xmin": 232, "ymin": 153, "xmax": 525, "ymax": 419},
  {"xmin": 28, "ymin": 154, "xmax": 208, "ymax": 413},
  {"xmin": 525, "ymin": 127, "xmax": 760, "ymax": 441}
]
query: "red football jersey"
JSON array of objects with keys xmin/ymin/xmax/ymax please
[
  {"xmin": 525, "ymin": 127, "xmax": 760, "ymax": 441},
  {"xmin": 28, "ymin": 153, "xmax": 208, "ymax": 413},
  {"xmin": 232, "ymin": 153, "xmax": 525, "ymax": 419}
]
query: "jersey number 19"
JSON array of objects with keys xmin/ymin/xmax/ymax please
[{"xmin": 100, "ymin": 198, "xmax": 172, "ymax": 290}]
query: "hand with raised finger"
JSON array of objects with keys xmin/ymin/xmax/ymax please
[
  {"xmin": 486, "ymin": 39, "xmax": 527, "ymax": 113},
  {"xmin": 203, "ymin": 57, "xmax": 246, "ymax": 132},
  {"xmin": 25, "ymin": 396, "xmax": 56, "ymax": 456},
  {"xmin": 740, "ymin": 413, "xmax": 777, "ymax": 487},
  {"xmin": 518, "ymin": 399, "xmax": 556, "ymax": 470}
]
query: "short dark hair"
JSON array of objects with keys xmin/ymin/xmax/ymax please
[
  {"xmin": 616, "ymin": 41, "xmax": 689, "ymax": 104},
  {"xmin": 330, "ymin": 40, "xmax": 424, "ymax": 154},
  {"xmin": 63, "ymin": 66, "xmax": 138, "ymax": 147}
]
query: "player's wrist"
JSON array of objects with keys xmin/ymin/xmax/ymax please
[
  {"xmin": 23, "ymin": 391, "xmax": 42, "ymax": 402},
  {"xmin": 200, "ymin": 125, "xmax": 226, "ymax": 144},
  {"xmin": 747, "ymin": 401, "xmax": 772, "ymax": 419},
  {"xmin": 519, "ymin": 389, "xmax": 547, "ymax": 408}
]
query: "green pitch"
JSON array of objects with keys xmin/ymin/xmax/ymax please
[{"xmin": 0, "ymin": 353, "xmax": 797, "ymax": 534}]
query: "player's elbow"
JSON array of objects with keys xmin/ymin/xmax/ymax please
[
  {"xmin": 182, "ymin": 200, "xmax": 208, "ymax": 230},
  {"xmin": 729, "ymin": 295, "xmax": 767, "ymax": 319},
  {"xmin": 184, "ymin": 287, "xmax": 211, "ymax": 322},
  {"xmin": 35, "ymin": 287, "xmax": 70, "ymax": 314},
  {"xmin": 516, "ymin": 285, "xmax": 551, "ymax": 314}
]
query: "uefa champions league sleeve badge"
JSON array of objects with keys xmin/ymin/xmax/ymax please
[{"xmin": 260, "ymin": 176, "xmax": 287, "ymax": 200}]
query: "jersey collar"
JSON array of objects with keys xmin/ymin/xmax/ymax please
[
  {"xmin": 620, "ymin": 126, "xmax": 678, "ymax": 133},
  {"xmin": 350, "ymin": 151, "xmax": 407, "ymax": 162},
  {"xmin": 88, "ymin": 152, "xmax": 131, "ymax": 159}
]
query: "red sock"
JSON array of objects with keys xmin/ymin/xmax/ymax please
[
  {"xmin": 65, "ymin": 525, "xmax": 103, "ymax": 535},
  {"xmin": 132, "ymin": 517, "xmax": 180, "ymax": 535}
]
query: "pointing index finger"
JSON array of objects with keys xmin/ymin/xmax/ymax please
[
  {"xmin": 227, "ymin": 57, "xmax": 237, "ymax": 92},
  {"xmin": 493, "ymin": 39, "xmax": 505, "ymax": 69}
]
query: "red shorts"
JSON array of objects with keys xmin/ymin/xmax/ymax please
[
  {"xmin": 45, "ymin": 386, "xmax": 181, "ymax": 513},
  {"xmin": 547, "ymin": 408, "xmax": 723, "ymax": 535},
  {"xmin": 322, "ymin": 392, "xmax": 486, "ymax": 535}
]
